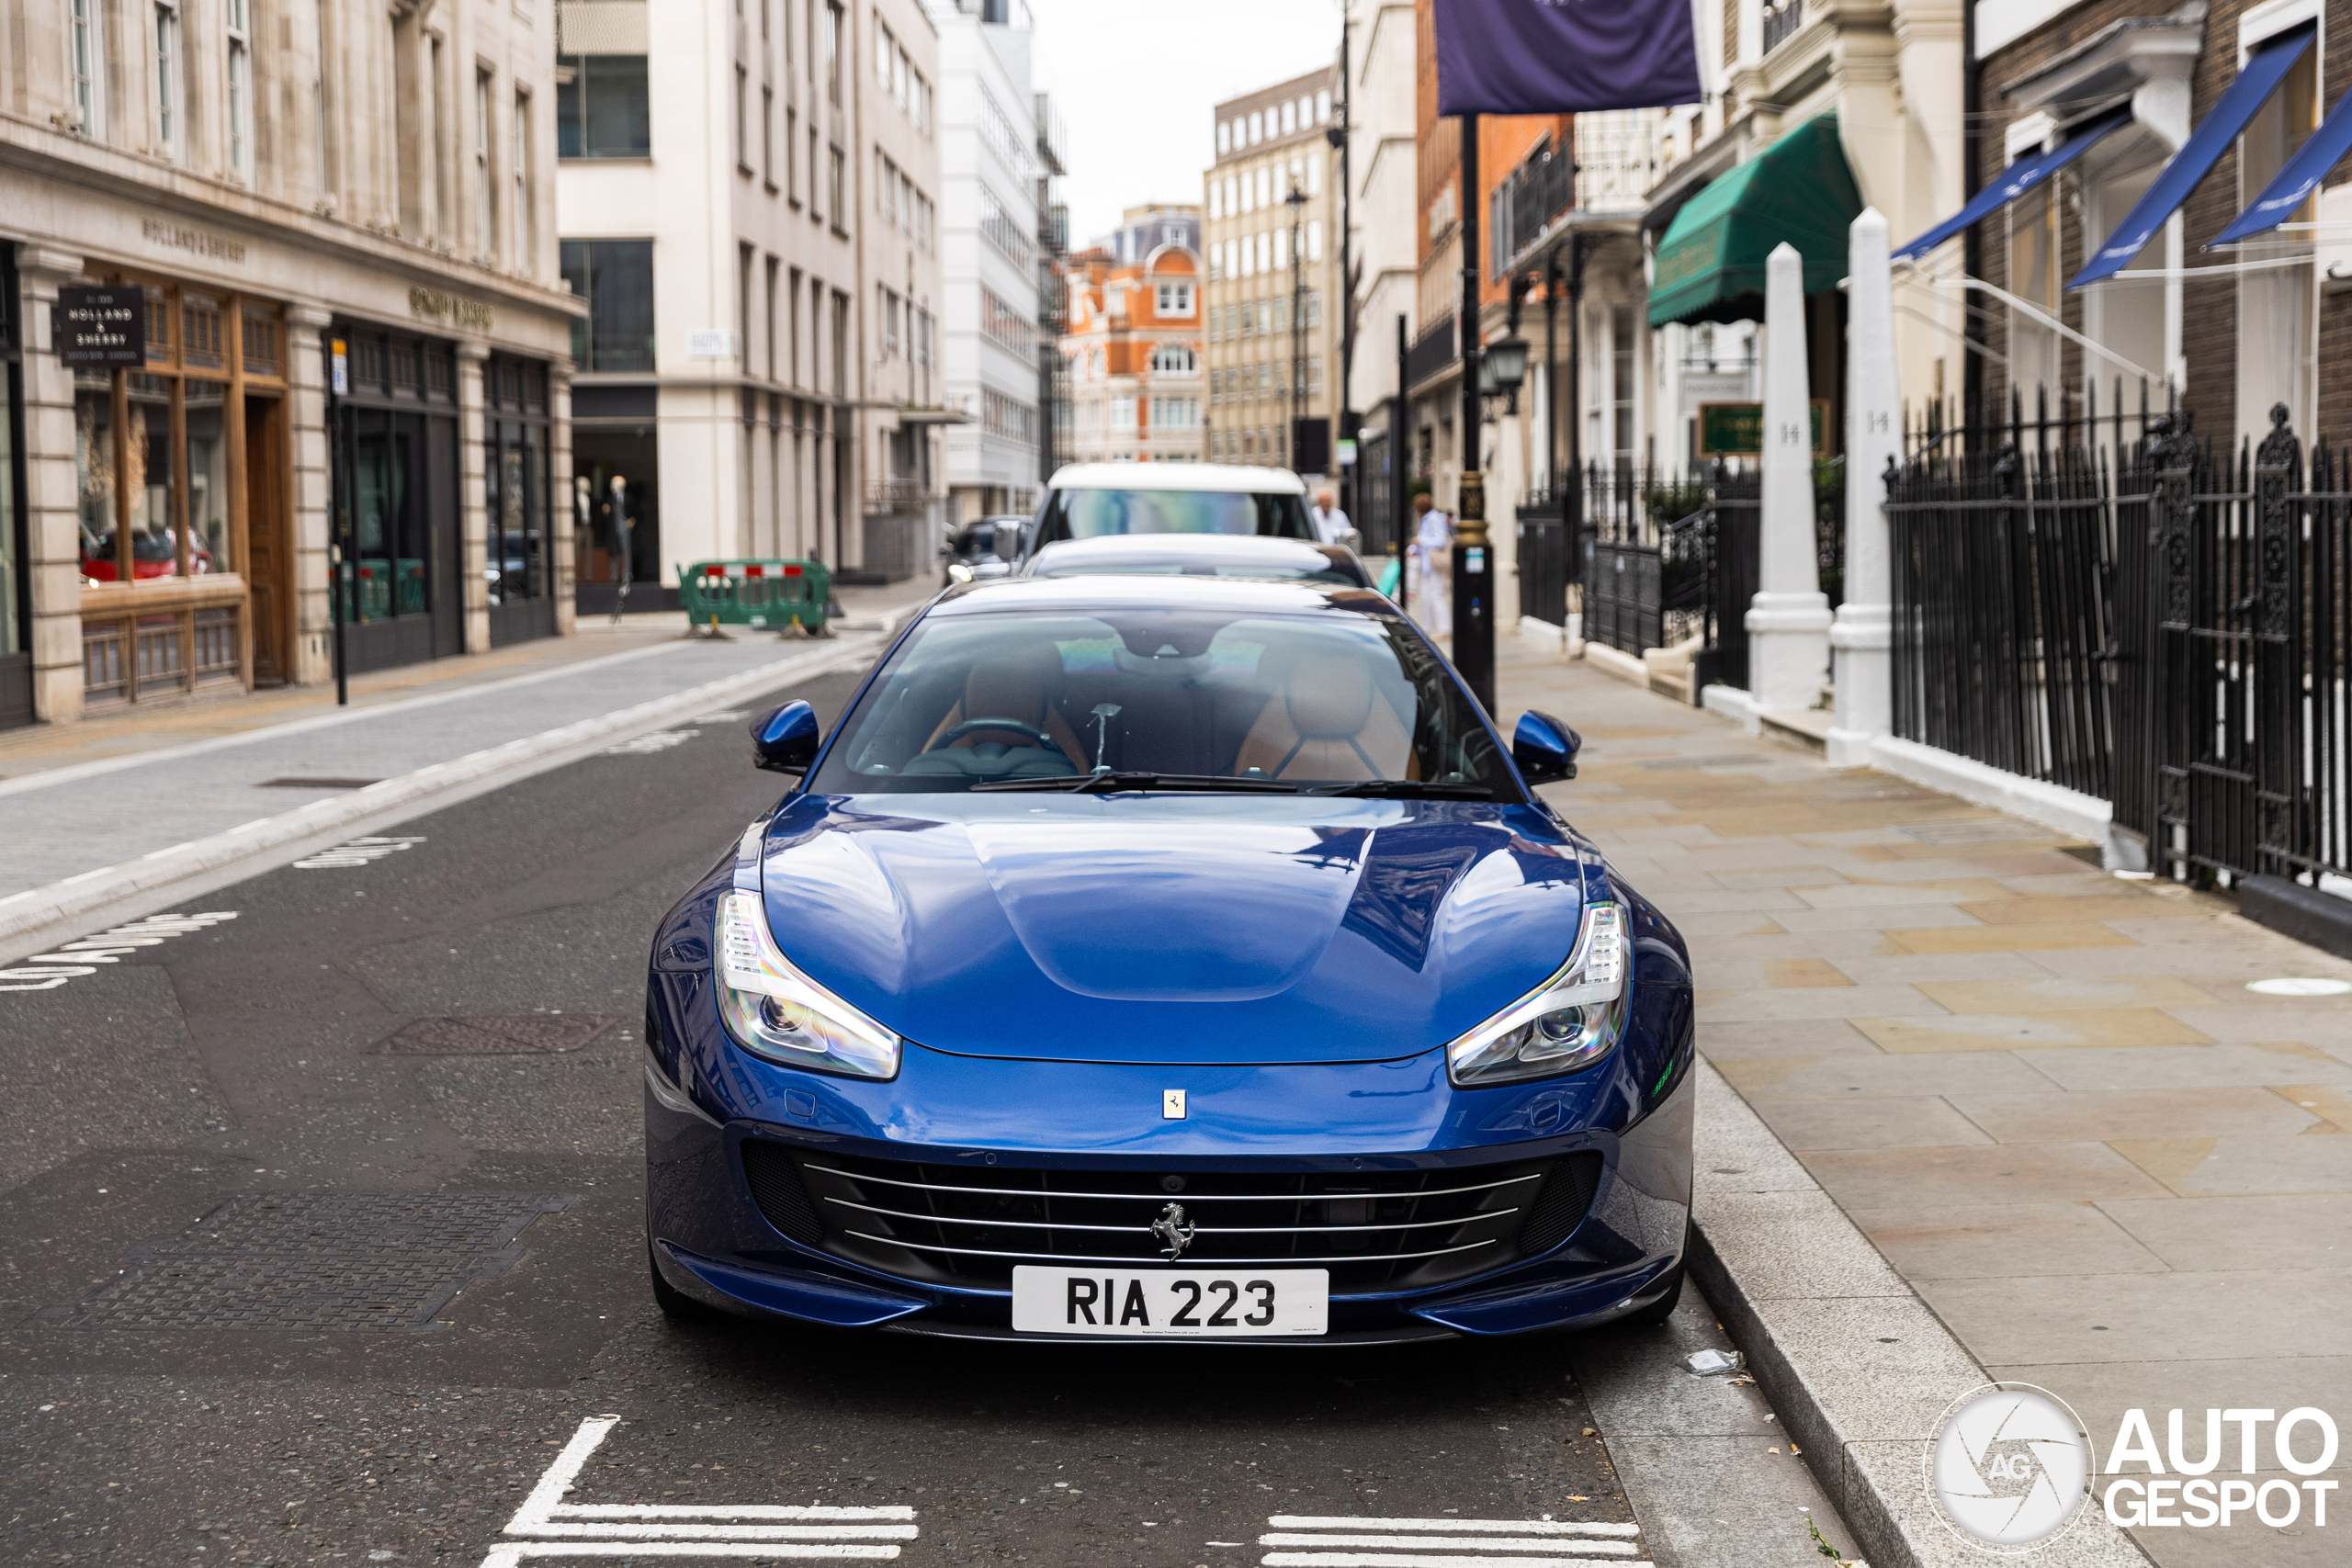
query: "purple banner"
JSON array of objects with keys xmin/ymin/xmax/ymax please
[{"xmin": 1434, "ymin": 0, "xmax": 1703, "ymax": 117}]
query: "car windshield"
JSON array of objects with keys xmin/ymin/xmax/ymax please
[
  {"xmin": 1035, "ymin": 487, "xmax": 1314, "ymax": 546},
  {"xmin": 1034, "ymin": 555, "xmax": 1361, "ymax": 588},
  {"xmin": 810, "ymin": 603, "xmax": 1510, "ymax": 795}
]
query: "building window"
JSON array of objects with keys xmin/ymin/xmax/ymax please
[
  {"xmin": 558, "ymin": 55, "xmax": 651, "ymax": 158},
  {"xmin": 153, "ymin": 0, "xmax": 181, "ymax": 157},
  {"xmin": 513, "ymin": 92, "xmax": 533, "ymax": 271},
  {"xmin": 559, "ymin": 239, "xmax": 655, "ymax": 371},
  {"xmin": 827, "ymin": 145, "xmax": 846, "ymax": 232},
  {"xmin": 1155, "ymin": 282, "xmax": 1194, "ymax": 318},
  {"xmin": 735, "ymin": 65, "xmax": 750, "ymax": 170},
  {"xmin": 225, "ymin": 0, "xmax": 253, "ymax": 175},
  {"xmin": 1110, "ymin": 396, "xmax": 1136, "ymax": 430},
  {"xmin": 68, "ymin": 0, "xmax": 104, "ymax": 135},
  {"xmin": 880, "ymin": 286, "xmax": 900, "ymax": 357},
  {"xmin": 1280, "ymin": 100, "xmax": 1295, "ymax": 137},
  {"xmin": 1306, "ymin": 220, "xmax": 1323, "ymax": 263},
  {"xmin": 981, "ymin": 288, "xmax": 1038, "ymax": 361},
  {"xmin": 1151, "ymin": 344, "xmax": 1195, "ymax": 374},
  {"xmin": 763, "ymin": 87, "xmax": 775, "ymax": 186},
  {"xmin": 1216, "ymin": 120, "xmax": 1230, "ymax": 155},
  {"xmin": 978, "ymin": 186, "xmax": 1034, "ymax": 269},
  {"xmin": 875, "ymin": 17, "xmax": 892, "ymax": 88},
  {"xmin": 476, "ymin": 70, "xmax": 496, "ymax": 260},
  {"xmin": 765, "ymin": 255, "xmax": 780, "ymax": 378},
  {"xmin": 483, "ymin": 355, "xmax": 552, "ymax": 608},
  {"xmin": 786, "ymin": 107, "xmax": 798, "ymax": 201},
  {"xmin": 824, "ymin": 2, "xmax": 842, "ymax": 104},
  {"xmin": 1316, "ymin": 88, "xmax": 1330, "ymax": 123},
  {"xmin": 1248, "ymin": 110, "xmax": 1262, "ymax": 145},
  {"xmin": 831, "ymin": 288, "xmax": 849, "ymax": 397}
]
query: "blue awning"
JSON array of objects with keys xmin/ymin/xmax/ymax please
[
  {"xmin": 1893, "ymin": 110, "xmax": 2129, "ymax": 262},
  {"xmin": 2213, "ymin": 85, "xmax": 2352, "ymax": 244},
  {"xmin": 2070, "ymin": 22, "xmax": 2316, "ymax": 288}
]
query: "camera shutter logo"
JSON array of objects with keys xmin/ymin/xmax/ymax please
[{"xmin": 1926, "ymin": 1382, "xmax": 2095, "ymax": 1551}]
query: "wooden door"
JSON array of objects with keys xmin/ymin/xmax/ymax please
[{"xmin": 243, "ymin": 395, "xmax": 292, "ymax": 684}]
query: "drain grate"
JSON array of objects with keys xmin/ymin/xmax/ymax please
[
  {"xmin": 370, "ymin": 1014, "xmax": 616, "ymax": 1055},
  {"xmin": 40, "ymin": 1190, "xmax": 574, "ymax": 1332}
]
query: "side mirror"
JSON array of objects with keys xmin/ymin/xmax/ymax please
[
  {"xmin": 1512, "ymin": 709, "xmax": 1581, "ymax": 784},
  {"xmin": 752, "ymin": 700, "xmax": 821, "ymax": 774}
]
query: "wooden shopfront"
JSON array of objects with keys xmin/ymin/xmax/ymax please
[{"xmin": 73, "ymin": 271, "xmax": 291, "ymax": 705}]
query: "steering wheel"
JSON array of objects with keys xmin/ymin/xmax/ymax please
[{"xmin": 934, "ymin": 716, "xmax": 1057, "ymax": 750}]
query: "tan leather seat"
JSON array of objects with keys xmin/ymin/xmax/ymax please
[
  {"xmin": 923, "ymin": 650, "xmax": 1087, "ymax": 767},
  {"xmin": 1232, "ymin": 647, "xmax": 1411, "ymax": 782}
]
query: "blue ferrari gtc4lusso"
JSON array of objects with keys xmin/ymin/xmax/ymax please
[{"xmin": 643, "ymin": 574, "xmax": 1695, "ymax": 1343}]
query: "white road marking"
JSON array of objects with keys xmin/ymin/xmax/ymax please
[
  {"xmin": 488, "ymin": 1416, "xmax": 918, "ymax": 1565},
  {"xmin": 293, "ymin": 835, "xmax": 426, "ymax": 869},
  {"xmin": 0, "ymin": 911, "xmax": 239, "ymax": 993},
  {"xmin": 603, "ymin": 728, "xmax": 699, "ymax": 755},
  {"xmin": 694, "ymin": 711, "xmax": 751, "ymax": 722},
  {"xmin": 1252, "ymin": 1515, "xmax": 1646, "ymax": 1568},
  {"xmin": 1260, "ymin": 1537, "xmax": 1639, "ymax": 1554}
]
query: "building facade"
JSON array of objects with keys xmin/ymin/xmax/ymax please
[
  {"xmin": 1, "ymin": 0, "xmax": 579, "ymax": 728},
  {"xmin": 1345, "ymin": 0, "xmax": 1420, "ymax": 535},
  {"xmin": 1060, "ymin": 228, "xmax": 1204, "ymax": 464},
  {"xmin": 556, "ymin": 0, "xmax": 948, "ymax": 602},
  {"xmin": 933, "ymin": 0, "xmax": 1052, "ymax": 524},
  {"xmin": 1204, "ymin": 70, "xmax": 1343, "ymax": 480}
]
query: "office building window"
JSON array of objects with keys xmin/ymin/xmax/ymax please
[
  {"xmin": 513, "ymin": 92, "xmax": 533, "ymax": 270},
  {"xmin": 830, "ymin": 289, "xmax": 849, "ymax": 397},
  {"xmin": 763, "ymin": 87, "xmax": 775, "ymax": 185},
  {"xmin": 69, "ymin": 0, "xmax": 104, "ymax": 135},
  {"xmin": 786, "ymin": 107, "xmax": 798, "ymax": 201},
  {"xmin": 225, "ymin": 0, "xmax": 253, "ymax": 176},
  {"xmin": 824, "ymin": 3, "xmax": 842, "ymax": 103},
  {"xmin": 475, "ymin": 70, "xmax": 496, "ymax": 260},
  {"xmin": 765, "ymin": 256, "xmax": 780, "ymax": 378},
  {"xmin": 827, "ymin": 146, "xmax": 845, "ymax": 231},
  {"xmin": 558, "ymin": 55, "xmax": 650, "ymax": 158},
  {"xmin": 559, "ymin": 240, "xmax": 655, "ymax": 371},
  {"xmin": 735, "ymin": 66, "xmax": 750, "ymax": 169},
  {"xmin": 153, "ymin": 0, "xmax": 182, "ymax": 156}
]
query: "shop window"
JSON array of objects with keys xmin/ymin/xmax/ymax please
[
  {"xmin": 560, "ymin": 239, "xmax": 655, "ymax": 371},
  {"xmin": 486, "ymin": 354, "xmax": 550, "ymax": 612}
]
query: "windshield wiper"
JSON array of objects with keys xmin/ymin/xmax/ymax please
[
  {"xmin": 1305, "ymin": 780, "xmax": 1498, "ymax": 799},
  {"xmin": 972, "ymin": 771, "xmax": 1302, "ymax": 795}
]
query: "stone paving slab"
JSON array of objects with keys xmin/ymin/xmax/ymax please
[{"xmin": 1498, "ymin": 633, "xmax": 2352, "ymax": 1568}]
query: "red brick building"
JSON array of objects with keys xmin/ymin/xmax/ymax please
[{"xmin": 1060, "ymin": 228, "xmax": 1204, "ymax": 463}]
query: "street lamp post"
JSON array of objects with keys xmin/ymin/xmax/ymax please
[{"xmin": 1453, "ymin": 116, "xmax": 1491, "ymax": 714}]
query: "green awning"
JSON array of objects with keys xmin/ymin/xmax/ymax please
[{"xmin": 1646, "ymin": 114, "xmax": 1864, "ymax": 329}]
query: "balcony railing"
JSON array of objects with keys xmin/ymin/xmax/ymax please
[
  {"xmin": 1762, "ymin": 0, "xmax": 1804, "ymax": 54},
  {"xmin": 1495, "ymin": 140, "xmax": 1576, "ymax": 271},
  {"xmin": 1405, "ymin": 316, "xmax": 1457, "ymax": 389}
]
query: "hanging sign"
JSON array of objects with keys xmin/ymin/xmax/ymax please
[{"xmin": 54, "ymin": 285, "xmax": 147, "ymax": 366}]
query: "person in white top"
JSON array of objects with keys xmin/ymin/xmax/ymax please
[
  {"xmin": 1408, "ymin": 491, "xmax": 1453, "ymax": 636},
  {"xmin": 1308, "ymin": 489, "xmax": 1352, "ymax": 547}
]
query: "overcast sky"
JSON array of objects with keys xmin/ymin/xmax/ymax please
[{"xmin": 1023, "ymin": 0, "xmax": 1345, "ymax": 244}]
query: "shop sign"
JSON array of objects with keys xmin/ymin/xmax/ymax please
[
  {"xmin": 1697, "ymin": 400, "xmax": 1828, "ymax": 457},
  {"xmin": 408, "ymin": 286, "xmax": 494, "ymax": 332},
  {"xmin": 54, "ymin": 285, "xmax": 147, "ymax": 367}
]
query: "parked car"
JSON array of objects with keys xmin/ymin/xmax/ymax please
[
  {"xmin": 1023, "ymin": 533, "xmax": 1373, "ymax": 589},
  {"xmin": 642, "ymin": 573, "xmax": 1697, "ymax": 1343},
  {"xmin": 1023, "ymin": 462, "xmax": 1317, "ymax": 565},
  {"xmin": 941, "ymin": 515, "xmax": 1026, "ymax": 587}
]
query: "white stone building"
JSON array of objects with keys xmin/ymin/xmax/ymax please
[
  {"xmin": 1, "ymin": 0, "xmax": 579, "ymax": 728},
  {"xmin": 556, "ymin": 0, "xmax": 949, "ymax": 599},
  {"xmin": 929, "ymin": 0, "xmax": 1049, "ymax": 523}
]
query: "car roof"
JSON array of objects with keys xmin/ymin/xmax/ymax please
[
  {"xmin": 1027, "ymin": 534, "xmax": 1342, "ymax": 570},
  {"xmin": 1045, "ymin": 462, "xmax": 1307, "ymax": 497},
  {"xmin": 932, "ymin": 571, "xmax": 1400, "ymax": 620}
]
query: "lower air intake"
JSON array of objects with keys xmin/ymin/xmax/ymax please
[
  {"xmin": 741, "ymin": 1141, "xmax": 825, "ymax": 1246},
  {"xmin": 1515, "ymin": 1150, "xmax": 1604, "ymax": 1257}
]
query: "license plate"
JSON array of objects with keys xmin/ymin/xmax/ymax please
[{"xmin": 1010, "ymin": 1267, "xmax": 1329, "ymax": 1337}]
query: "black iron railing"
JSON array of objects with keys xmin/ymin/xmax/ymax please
[
  {"xmin": 1406, "ymin": 316, "xmax": 1457, "ymax": 390},
  {"xmin": 1763, "ymin": 0, "xmax": 1805, "ymax": 54},
  {"xmin": 1888, "ymin": 385, "xmax": 2163, "ymax": 807}
]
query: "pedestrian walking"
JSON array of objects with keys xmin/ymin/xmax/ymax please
[{"xmin": 1408, "ymin": 491, "xmax": 1453, "ymax": 636}]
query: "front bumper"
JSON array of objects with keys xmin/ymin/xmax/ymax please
[{"xmin": 644, "ymin": 1040, "xmax": 1694, "ymax": 1343}]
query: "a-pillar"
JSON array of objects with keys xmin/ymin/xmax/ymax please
[
  {"xmin": 17, "ymin": 245, "xmax": 86, "ymax": 724},
  {"xmin": 1743, "ymin": 243, "xmax": 1832, "ymax": 721},
  {"xmin": 1828, "ymin": 209, "xmax": 1900, "ymax": 767},
  {"xmin": 457, "ymin": 341, "xmax": 492, "ymax": 654}
]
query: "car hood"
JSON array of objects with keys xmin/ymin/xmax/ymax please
[{"xmin": 757, "ymin": 794, "xmax": 1589, "ymax": 1066}]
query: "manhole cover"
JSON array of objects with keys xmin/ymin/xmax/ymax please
[
  {"xmin": 371, "ymin": 1014, "xmax": 616, "ymax": 1055},
  {"xmin": 39, "ymin": 1190, "xmax": 574, "ymax": 1332}
]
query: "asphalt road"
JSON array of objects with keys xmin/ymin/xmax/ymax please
[{"xmin": 2, "ymin": 668, "xmax": 1846, "ymax": 1568}]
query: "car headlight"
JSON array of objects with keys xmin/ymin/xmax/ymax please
[
  {"xmin": 714, "ymin": 891, "xmax": 901, "ymax": 1080},
  {"xmin": 1446, "ymin": 903, "xmax": 1629, "ymax": 1088}
]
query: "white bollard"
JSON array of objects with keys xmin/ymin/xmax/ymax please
[
  {"xmin": 1743, "ymin": 243, "xmax": 1833, "ymax": 720},
  {"xmin": 1827, "ymin": 209, "xmax": 1901, "ymax": 768}
]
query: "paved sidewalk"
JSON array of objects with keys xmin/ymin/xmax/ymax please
[{"xmin": 1498, "ymin": 634, "xmax": 2352, "ymax": 1568}]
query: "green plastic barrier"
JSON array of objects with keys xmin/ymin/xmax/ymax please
[{"xmin": 677, "ymin": 558, "xmax": 832, "ymax": 634}]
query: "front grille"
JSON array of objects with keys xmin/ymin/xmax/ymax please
[{"xmin": 741, "ymin": 1143, "xmax": 1605, "ymax": 1292}]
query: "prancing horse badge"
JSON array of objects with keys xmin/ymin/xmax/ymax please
[{"xmin": 1162, "ymin": 1089, "xmax": 1186, "ymax": 1120}]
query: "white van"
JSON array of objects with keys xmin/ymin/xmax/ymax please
[{"xmin": 1023, "ymin": 463, "xmax": 1317, "ymax": 560}]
